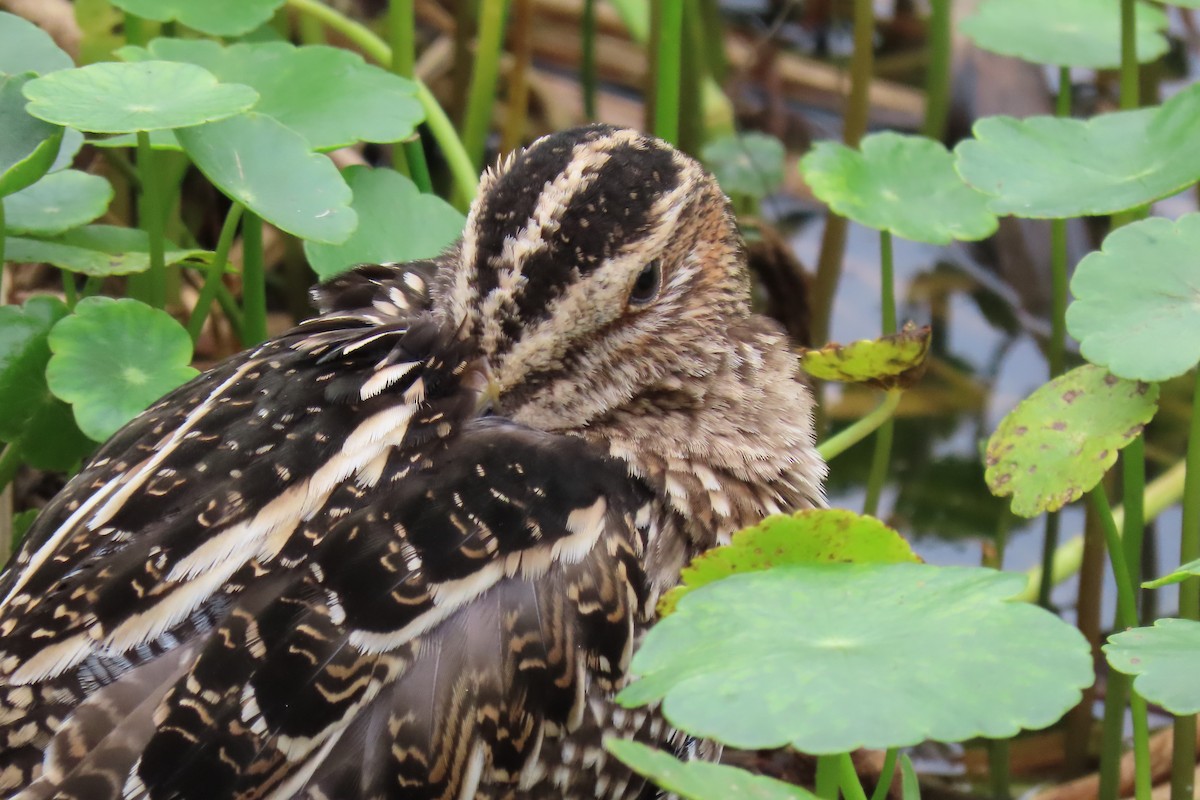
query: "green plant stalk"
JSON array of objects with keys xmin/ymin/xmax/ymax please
[
  {"xmin": 811, "ymin": 0, "xmax": 874, "ymax": 345},
  {"xmin": 862, "ymin": 231, "xmax": 897, "ymax": 516},
  {"xmin": 1098, "ymin": 669, "xmax": 1131, "ymax": 800},
  {"xmin": 213, "ymin": 281, "xmax": 245, "ymax": 344},
  {"xmin": 1119, "ymin": 0, "xmax": 1138, "ymax": 111},
  {"xmin": 653, "ymin": 0, "xmax": 684, "ymax": 145},
  {"xmin": 241, "ymin": 211, "xmax": 267, "ymax": 346},
  {"xmin": 81, "ymin": 276, "xmax": 103, "ymax": 298},
  {"xmin": 388, "ymin": 0, "xmax": 433, "ymax": 192},
  {"xmin": 839, "ymin": 752, "xmax": 869, "ymax": 800},
  {"xmin": 0, "ymin": 200, "xmax": 6, "ymax": 272},
  {"xmin": 60, "ymin": 270, "xmax": 77, "ymax": 309},
  {"xmin": 1123, "ymin": 438, "xmax": 1146, "ymax": 602},
  {"xmin": 285, "ymin": 0, "xmax": 477, "ymax": 206},
  {"xmin": 1090, "ymin": 486, "xmax": 1153, "ymax": 800},
  {"xmin": 1016, "ymin": 458, "xmax": 1185, "ymax": 602},
  {"xmin": 0, "ymin": 444, "xmax": 19, "ymax": 496},
  {"xmin": 582, "ymin": 0, "xmax": 597, "ymax": 120},
  {"xmin": 815, "ymin": 755, "xmax": 840, "ymax": 800},
  {"xmin": 920, "ymin": 0, "xmax": 951, "ymax": 140},
  {"xmin": 817, "ymin": 389, "xmax": 902, "ymax": 461},
  {"xmin": 136, "ymin": 131, "xmax": 167, "ymax": 309},
  {"xmin": 988, "ymin": 739, "xmax": 1010, "ymax": 800},
  {"xmin": 870, "ymin": 748, "xmax": 899, "ymax": 800},
  {"xmin": 1173, "ymin": 367, "xmax": 1200, "ymax": 800},
  {"xmin": 461, "ymin": 0, "xmax": 512, "ymax": 170},
  {"xmin": 187, "ymin": 202, "xmax": 244, "ymax": 343}
]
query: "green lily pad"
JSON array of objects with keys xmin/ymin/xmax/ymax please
[
  {"xmin": 1142, "ymin": 557, "xmax": 1200, "ymax": 589},
  {"xmin": 1066, "ymin": 214, "xmax": 1200, "ymax": 382},
  {"xmin": 955, "ymin": 83, "xmax": 1200, "ymax": 218},
  {"xmin": 3, "ymin": 170, "xmax": 113, "ymax": 235},
  {"xmin": 801, "ymin": 324, "xmax": 932, "ymax": 389},
  {"xmin": 23, "ymin": 61, "xmax": 258, "ymax": 133},
  {"xmin": 119, "ymin": 39, "xmax": 422, "ymax": 151},
  {"xmin": 178, "ymin": 112, "xmax": 356, "ymax": 244},
  {"xmin": 799, "ymin": 132, "xmax": 997, "ymax": 244},
  {"xmin": 701, "ymin": 132, "xmax": 786, "ymax": 200},
  {"xmin": 620, "ymin": 563, "xmax": 1091, "ymax": 753},
  {"xmin": 0, "ymin": 11, "xmax": 75, "ymax": 75},
  {"xmin": 1105, "ymin": 619, "xmax": 1200, "ymax": 715},
  {"xmin": 984, "ymin": 364, "xmax": 1158, "ymax": 517},
  {"xmin": 108, "ymin": 0, "xmax": 286, "ymax": 37},
  {"xmin": 0, "ymin": 73, "xmax": 63, "ymax": 197},
  {"xmin": 960, "ymin": 0, "xmax": 1168, "ymax": 68},
  {"xmin": 49, "ymin": 128, "xmax": 86, "ymax": 172},
  {"xmin": 0, "ymin": 297, "xmax": 95, "ymax": 468},
  {"xmin": 303, "ymin": 166, "xmax": 463, "ymax": 280},
  {"xmin": 606, "ymin": 740, "xmax": 818, "ymax": 800},
  {"xmin": 6, "ymin": 225, "xmax": 210, "ymax": 276},
  {"xmin": 47, "ymin": 297, "xmax": 198, "ymax": 441},
  {"xmin": 658, "ymin": 509, "xmax": 919, "ymax": 616}
]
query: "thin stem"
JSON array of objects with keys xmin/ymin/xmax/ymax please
[
  {"xmin": 212, "ymin": 280, "xmax": 245, "ymax": 344},
  {"xmin": 0, "ymin": 200, "xmax": 6, "ymax": 270},
  {"xmin": 461, "ymin": 0, "xmax": 512, "ymax": 170},
  {"xmin": 1119, "ymin": 0, "xmax": 1139, "ymax": 111},
  {"xmin": 500, "ymin": 0, "xmax": 533, "ymax": 156},
  {"xmin": 838, "ymin": 753, "xmax": 869, "ymax": 800},
  {"xmin": 879, "ymin": 231, "xmax": 896, "ymax": 336},
  {"xmin": 136, "ymin": 130, "xmax": 166, "ymax": 309},
  {"xmin": 1130, "ymin": 691, "xmax": 1154, "ymax": 800},
  {"xmin": 1036, "ymin": 512, "xmax": 1060, "ymax": 607},
  {"xmin": 920, "ymin": 0, "xmax": 951, "ymax": 140},
  {"xmin": 241, "ymin": 211, "xmax": 267, "ymax": 346},
  {"xmin": 1123, "ymin": 437, "xmax": 1146, "ymax": 608},
  {"xmin": 388, "ymin": 0, "xmax": 433, "ymax": 190},
  {"xmin": 1016, "ymin": 458, "xmax": 1186, "ymax": 602},
  {"xmin": 1089, "ymin": 487, "xmax": 1138, "ymax": 630},
  {"xmin": 653, "ymin": 0, "xmax": 684, "ymax": 146},
  {"xmin": 811, "ymin": 0, "xmax": 874, "ymax": 344},
  {"xmin": 1174, "ymin": 367, "xmax": 1200, "ymax": 800},
  {"xmin": 817, "ymin": 389, "xmax": 902, "ymax": 461},
  {"xmin": 870, "ymin": 749, "xmax": 899, "ymax": 800},
  {"xmin": 0, "ymin": 443, "xmax": 20, "ymax": 496},
  {"xmin": 815, "ymin": 755, "xmax": 840, "ymax": 800},
  {"xmin": 581, "ymin": 0, "xmax": 598, "ymax": 120},
  {"xmin": 60, "ymin": 270, "xmax": 77, "ymax": 309},
  {"xmin": 285, "ymin": 0, "xmax": 477, "ymax": 205},
  {"xmin": 862, "ymin": 230, "xmax": 897, "ymax": 517},
  {"xmin": 1098, "ymin": 669, "xmax": 1130, "ymax": 800},
  {"xmin": 988, "ymin": 739, "xmax": 1010, "ymax": 800},
  {"xmin": 187, "ymin": 202, "xmax": 244, "ymax": 344},
  {"xmin": 81, "ymin": 276, "xmax": 103, "ymax": 297}
]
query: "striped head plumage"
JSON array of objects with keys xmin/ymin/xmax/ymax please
[{"xmin": 0, "ymin": 125, "xmax": 824, "ymax": 800}]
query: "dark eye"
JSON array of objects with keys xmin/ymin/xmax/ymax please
[{"xmin": 628, "ymin": 260, "xmax": 662, "ymax": 306}]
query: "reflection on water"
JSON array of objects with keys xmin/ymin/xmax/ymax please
[{"xmin": 789, "ymin": 216, "xmax": 1186, "ymax": 628}]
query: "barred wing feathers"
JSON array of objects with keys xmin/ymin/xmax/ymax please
[{"xmin": 0, "ymin": 268, "xmax": 654, "ymax": 799}]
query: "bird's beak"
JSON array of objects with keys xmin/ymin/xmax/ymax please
[{"xmin": 466, "ymin": 356, "xmax": 500, "ymax": 415}]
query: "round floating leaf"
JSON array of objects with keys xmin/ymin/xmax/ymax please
[
  {"xmin": 800, "ymin": 132, "xmax": 997, "ymax": 244},
  {"xmin": 658, "ymin": 509, "xmax": 918, "ymax": 616},
  {"xmin": 984, "ymin": 364, "xmax": 1158, "ymax": 517},
  {"xmin": 955, "ymin": 84, "xmax": 1200, "ymax": 218},
  {"xmin": 47, "ymin": 297, "xmax": 198, "ymax": 441},
  {"xmin": 0, "ymin": 73, "xmax": 63, "ymax": 197},
  {"xmin": 119, "ymin": 39, "xmax": 422, "ymax": 151},
  {"xmin": 3, "ymin": 170, "xmax": 113, "ymax": 235},
  {"xmin": 960, "ymin": 0, "xmax": 1168, "ymax": 68},
  {"xmin": 1105, "ymin": 619, "xmax": 1200, "ymax": 715},
  {"xmin": 0, "ymin": 297, "xmax": 95, "ymax": 468},
  {"xmin": 0, "ymin": 11, "xmax": 75, "ymax": 75},
  {"xmin": 6, "ymin": 225, "xmax": 209, "ymax": 276},
  {"xmin": 606, "ymin": 740, "xmax": 817, "ymax": 800},
  {"xmin": 701, "ymin": 132, "xmax": 786, "ymax": 200},
  {"xmin": 23, "ymin": 61, "xmax": 258, "ymax": 133},
  {"xmin": 49, "ymin": 128, "xmax": 86, "ymax": 172},
  {"xmin": 801, "ymin": 324, "xmax": 931, "ymax": 389},
  {"xmin": 1067, "ymin": 214, "xmax": 1200, "ymax": 382},
  {"xmin": 620, "ymin": 563, "xmax": 1092, "ymax": 753},
  {"xmin": 304, "ymin": 166, "xmax": 463, "ymax": 280},
  {"xmin": 108, "ymin": 0, "xmax": 286, "ymax": 36},
  {"xmin": 1143, "ymin": 557, "xmax": 1200, "ymax": 590},
  {"xmin": 178, "ymin": 112, "xmax": 356, "ymax": 244}
]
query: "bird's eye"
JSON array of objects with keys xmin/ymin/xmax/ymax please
[{"xmin": 628, "ymin": 260, "xmax": 662, "ymax": 306}]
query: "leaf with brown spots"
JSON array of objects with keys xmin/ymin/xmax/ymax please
[
  {"xmin": 799, "ymin": 323, "xmax": 931, "ymax": 389},
  {"xmin": 984, "ymin": 364, "xmax": 1159, "ymax": 517},
  {"xmin": 656, "ymin": 509, "xmax": 919, "ymax": 616}
]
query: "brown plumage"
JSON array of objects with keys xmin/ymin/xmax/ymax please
[{"xmin": 0, "ymin": 125, "xmax": 825, "ymax": 799}]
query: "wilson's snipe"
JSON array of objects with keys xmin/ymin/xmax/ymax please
[{"xmin": 0, "ymin": 125, "xmax": 825, "ymax": 800}]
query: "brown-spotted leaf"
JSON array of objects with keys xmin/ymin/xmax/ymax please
[
  {"xmin": 984, "ymin": 364, "xmax": 1158, "ymax": 517},
  {"xmin": 799, "ymin": 323, "xmax": 931, "ymax": 389},
  {"xmin": 657, "ymin": 509, "xmax": 919, "ymax": 616}
]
